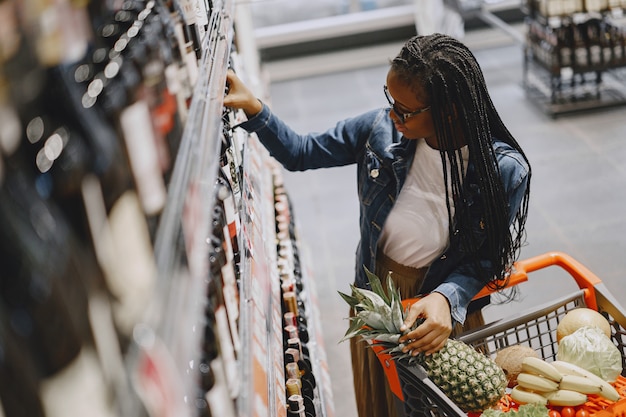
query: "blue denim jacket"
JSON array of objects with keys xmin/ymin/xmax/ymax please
[{"xmin": 239, "ymin": 103, "xmax": 529, "ymax": 324}]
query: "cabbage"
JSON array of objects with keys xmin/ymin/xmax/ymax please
[{"xmin": 557, "ymin": 326, "xmax": 622, "ymax": 382}]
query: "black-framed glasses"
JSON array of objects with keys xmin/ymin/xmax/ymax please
[{"xmin": 383, "ymin": 85, "xmax": 431, "ymax": 123}]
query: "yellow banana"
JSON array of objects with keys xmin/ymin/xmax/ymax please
[
  {"xmin": 559, "ymin": 374, "xmax": 602, "ymax": 395},
  {"xmin": 521, "ymin": 357, "xmax": 563, "ymax": 382},
  {"xmin": 551, "ymin": 361, "xmax": 620, "ymax": 402},
  {"xmin": 517, "ymin": 372, "xmax": 560, "ymax": 392},
  {"xmin": 510, "ymin": 386, "xmax": 548, "ymax": 405},
  {"xmin": 552, "ymin": 360, "xmax": 606, "ymax": 381},
  {"xmin": 544, "ymin": 389, "xmax": 588, "ymax": 406}
]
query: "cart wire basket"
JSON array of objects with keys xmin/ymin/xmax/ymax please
[{"xmin": 374, "ymin": 251, "xmax": 626, "ymax": 417}]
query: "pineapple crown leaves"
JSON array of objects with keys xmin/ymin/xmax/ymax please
[
  {"xmin": 337, "ymin": 266, "xmax": 405, "ymax": 342},
  {"xmin": 364, "ymin": 267, "xmax": 391, "ymax": 305},
  {"xmin": 338, "ymin": 316, "xmax": 369, "ymax": 343}
]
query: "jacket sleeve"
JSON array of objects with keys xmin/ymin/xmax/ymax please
[
  {"xmin": 432, "ymin": 147, "xmax": 530, "ymax": 325},
  {"xmin": 237, "ymin": 102, "xmax": 379, "ymax": 171}
]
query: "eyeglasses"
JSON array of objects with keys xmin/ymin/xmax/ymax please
[{"xmin": 383, "ymin": 85, "xmax": 431, "ymax": 123}]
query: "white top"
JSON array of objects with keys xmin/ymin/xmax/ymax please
[{"xmin": 378, "ymin": 139, "xmax": 469, "ymax": 269}]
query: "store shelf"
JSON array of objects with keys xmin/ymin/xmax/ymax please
[
  {"xmin": 521, "ymin": 6, "xmax": 626, "ymax": 116},
  {"xmin": 0, "ymin": 0, "xmax": 336, "ymax": 414},
  {"xmin": 141, "ymin": 0, "xmax": 337, "ymax": 415},
  {"xmin": 523, "ymin": 57, "xmax": 626, "ymax": 116}
]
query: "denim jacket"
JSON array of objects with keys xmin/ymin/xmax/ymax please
[{"xmin": 239, "ymin": 103, "xmax": 530, "ymax": 324}]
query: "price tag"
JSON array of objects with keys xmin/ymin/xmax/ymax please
[{"xmin": 133, "ymin": 335, "xmax": 187, "ymax": 417}]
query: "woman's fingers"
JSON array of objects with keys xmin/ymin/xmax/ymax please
[
  {"xmin": 397, "ymin": 293, "xmax": 452, "ymax": 355},
  {"xmin": 399, "ymin": 301, "xmax": 423, "ymax": 333},
  {"xmin": 400, "ymin": 320, "xmax": 448, "ymax": 355},
  {"xmin": 223, "ymin": 70, "xmax": 262, "ymax": 116}
]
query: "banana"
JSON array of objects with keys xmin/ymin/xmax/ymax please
[
  {"xmin": 510, "ymin": 386, "xmax": 548, "ymax": 405},
  {"xmin": 598, "ymin": 383, "xmax": 621, "ymax": 402},
  {"xmin": 544, "ymin": 389, "xmax": 588, "ymax": 406},
  {"xmin": 517, "ymin": 372, "xmax": 560, "ymax": 392},
  {"xmin": 521, "ymin": 357, "xmax": 563, "ymax": 382},
  {"xmin": 551, "ymin": 360, "xmax": 604, "ymax": 380},
  {"xmin": 559, "ymin": 374, "xmax": 602, "ymax": 395},
  {"xmin": 551, "ymin": 361, "xmax": 620, "ymax": 402}
]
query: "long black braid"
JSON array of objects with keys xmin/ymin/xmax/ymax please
[{"xmin": 391, "ymin": 33, "xmax": 531, "ymax": 293}]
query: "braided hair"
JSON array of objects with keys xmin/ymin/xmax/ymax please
[{"xmin": 391, "ymin": 33, "xmax": 531, "ymax": 292}]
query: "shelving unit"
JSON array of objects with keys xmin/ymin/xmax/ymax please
[
  {"xmin": 0, "ymin": 0, "xmax": 335, "ymax": 415},
  {"xmin": 130, "ymin": 2, "xmax": 238, "ymax": 416},
  {"xmin": 444, "ymin": 0, "xmax": 626, "ymax": 116},
  {"xmin": 522, "ymin": 2, "xmax": 626, "ymax": 116},
  {"xmin": 130, "ymin": 0, "xmax": 337, "ymax": 415}
]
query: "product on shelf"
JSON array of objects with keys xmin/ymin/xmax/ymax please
[
  {"xmin": 1, "ymin": 0, "xmax": 336, "ymax": 415},
  {"xmin": 523, "ymin": 2, "xmax": 626, "ymax": 115},
  {"xmin": 274, "ymin": 182, "xmax": 321, "ymax": 417},
  {"xmin": 0, "ymin": 0, "xmax": 207, "ymax": 413}
]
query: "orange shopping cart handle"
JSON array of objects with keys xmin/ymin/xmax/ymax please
[{"xmin": 471, "ymin": 251, "xmax": 602, "ymax": 309}]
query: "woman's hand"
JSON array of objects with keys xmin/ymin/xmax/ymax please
[
  {"xmin": 223, "ymin": 69, "xmax": 263, "ymax": 117},
  {"xmin": 398, "ymin": 292, "xmax": 452, "ymax": 356}
]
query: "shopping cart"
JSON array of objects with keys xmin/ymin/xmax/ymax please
[{"xmin": 372, "ymin": 251, "xmax": 626, "ymax": 417}]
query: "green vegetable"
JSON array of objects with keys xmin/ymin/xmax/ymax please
[
  {"xmin": 481, "ymin": 403, "xmax": 549, "ymax": 417},
  {"xmin": 557, "ymin": 326, "xmax": 622, "ymax": 382}
]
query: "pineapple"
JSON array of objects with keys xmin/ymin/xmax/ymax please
[{"xmin": 339, "ymin": 268, "xmax": 506, "ymax": 413}]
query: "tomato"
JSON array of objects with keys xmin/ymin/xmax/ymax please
[
  {"xmin": 549, "ymin": 410, "xmax": 561, "ymax": 417},
  {"xmin": 575, "ymin": 409, "xmax": 590, "ymax": 417},
  {"xmin": 561, "ymin": 406, "xmax": 576, "ymax": 417}
]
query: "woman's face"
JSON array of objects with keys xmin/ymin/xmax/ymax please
[{"xmin": 385, "ymin": 70, "xmax": 436, "ymax": 143}]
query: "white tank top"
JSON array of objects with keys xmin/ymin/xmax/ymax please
[{"xmin": 378, "ymin": 139, "xmax": 469, "ymax": 268}]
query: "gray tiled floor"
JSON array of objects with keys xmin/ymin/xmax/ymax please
[{"xmin": 263, "ymin": 34, "xmax": 626, "ymax": 417}]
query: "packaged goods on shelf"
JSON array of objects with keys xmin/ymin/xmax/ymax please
[{"xmin": 0, "ymin": 0, "xmax": 336, "ymax": 416}]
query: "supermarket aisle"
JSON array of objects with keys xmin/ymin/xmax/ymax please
[{"xmin": 263, "ymin": 32, "xmax": 626, "ymax": 417}]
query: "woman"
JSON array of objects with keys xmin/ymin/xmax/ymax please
[{"xmin": 224, "ymin": 33, "xmax": 531, "ymax": 417}]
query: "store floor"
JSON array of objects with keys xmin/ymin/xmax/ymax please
[{"xmin": 262, "ymin": 28, "xmax": 626, "ymax": 417}]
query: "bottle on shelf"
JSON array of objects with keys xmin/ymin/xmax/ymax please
[
  {"xmin": 573, "ymin": 21, "xmax": 590, "ymax": 70},
  {"xmin": 104, "ymin": 31, "xmax": 169, "ymax": 230},
  {"xmin": 202, "ymin": 232, "xmax": 238, "ymax": 417},
  {"xmin": 0, "ymin": 300, "xmax": 47, "ymax": 417},
  {"xmin": 209, "ymin": 203, "xmax": 241, "ymax": 343},
  {"xmin": 166, "ymin": 0, "xmax": 201, "ymax": 85},
  {"xmin": 557, "ymin": 23, "xmax": 574, "ymax": 69},
  {"xmin": 611, "ymin": 23, "xmax": 625, "ymax": 66},
  {"xmin": 585, "ymin": 18, "xmax": 603, "ymax": 67},
  {"xmin": 176, "ymin": 0, "xmax": 203, "ymax": 59},
  {"xmin": 287, "ymin": 394, "xmax": 308, "ymax": 417},
  {"xmin": 220, "ymin": 110, "xmax": 243, "ymax": 206},
  {"xmin": 599, "ymin": 19, "xmax": 615, "ymax": 66},
  {"xmin": 1, "ymin": 0, "xmax": 162, "ymax": 409},
  {"xmin": 0, "ymin": 121, "xmax": 115, "ymax": 417},
  {"xmin": 216, "ymin": 168, "xmax": 242, "ymax": 269}
]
